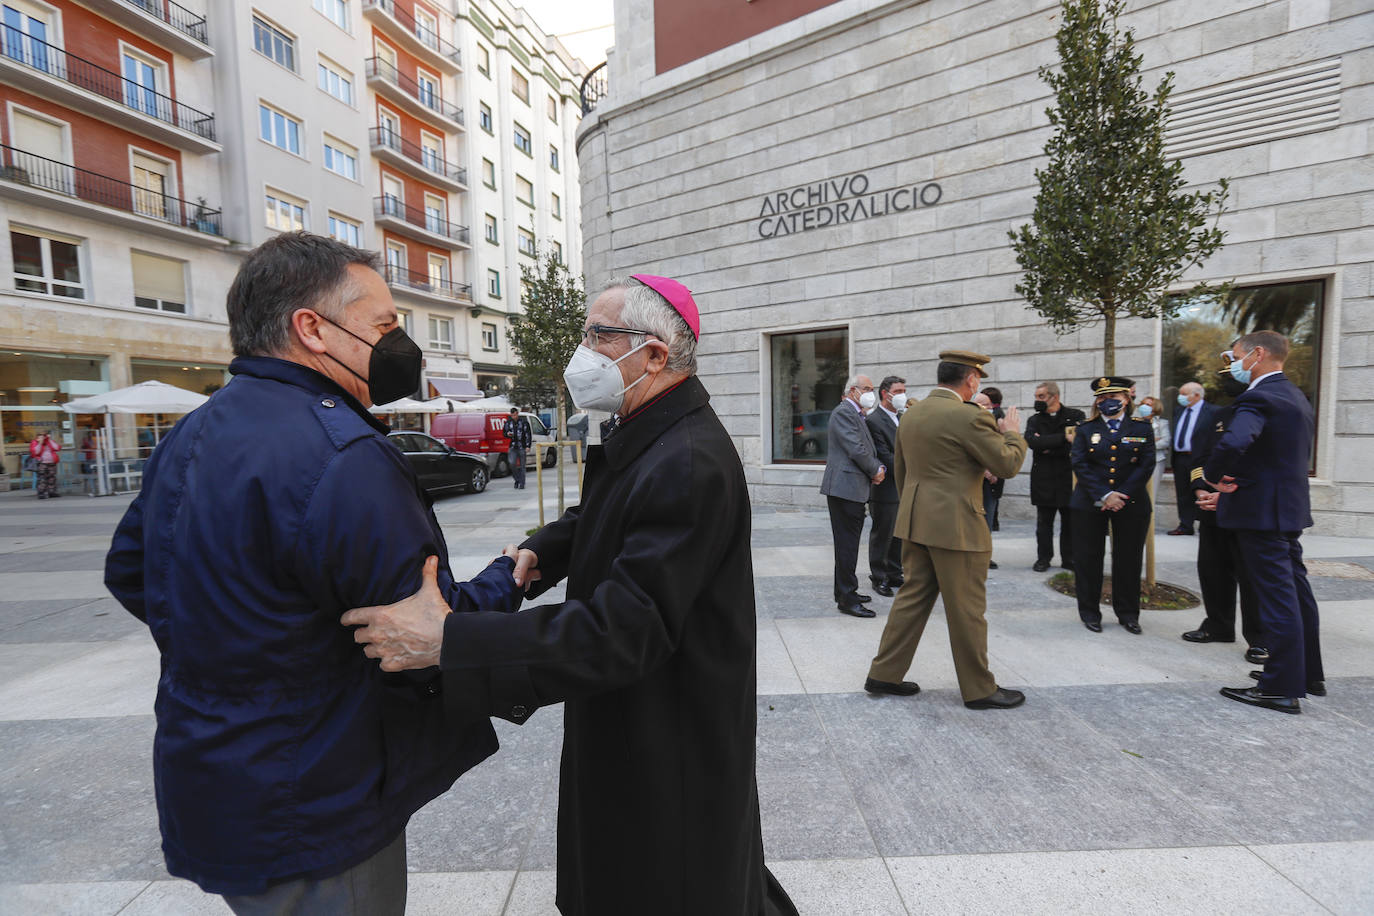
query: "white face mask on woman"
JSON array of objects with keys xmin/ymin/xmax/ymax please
[{"xmin": 562, "ymin": 342, "xmax": 650, "ymax": 413}]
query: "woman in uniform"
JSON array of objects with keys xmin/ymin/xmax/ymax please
[{"xmin": 1069, "ymin": 377, "xmax": 1157, "ymax": 634}]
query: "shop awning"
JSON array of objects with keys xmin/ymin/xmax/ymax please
[
  {"xmin": 427, "ymin": 377, "xmax": 483, "ymax": 400},
  {"xmin": 62, "ymin": 380, "xmax": 209, "ymax": 415}
]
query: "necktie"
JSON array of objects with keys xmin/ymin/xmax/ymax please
[
  {"xmin": 1175, "ymin": 405, "xmax": 1194, "ymax": 451},
  {"xmin": 1108, "ymin": 419, "xmax": 1120, "ymax": 434}
]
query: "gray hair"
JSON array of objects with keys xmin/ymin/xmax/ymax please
[
  {"xmin": 845, "ymin": 374, "xmax": 866, "ymax": 391},
  {"xmin": 226, "ymin": 231, "xmax": 382, "ymax": 358},
  {"xmin": 601, "ymin": 276, "xmax": 697, "ymax": 375},
  {"xmin": 1036, "ymin": 380, "xmax": 1060, "ymax": 398}
]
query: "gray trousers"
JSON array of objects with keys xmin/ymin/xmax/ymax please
[{"xmin": 223, "ymin": 830, "xmax": 406, "ymax": 916}]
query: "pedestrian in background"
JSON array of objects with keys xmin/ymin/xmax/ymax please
[
  {"xmin": 821, "ymin": 374, "xmax": 885, "ymax": 618},
  {"xmin": 503, "ymin": 407, "xmax": 533, "ymax": 489},
  {"xmin": 866, "ymin": 375, "xmax": 906, "ymax": 597},
  {"xmin": 28, "ymin": 430, "xmax": 61, "ymax": 499},
  {"xmin": 1135, "ymin": 395, "xmax": 1170, "ymax": 502},
  {"xmin": 1070, "ymin": 377, "xmax": 1156, "ymax": 635},
  {"xmin": 1169, "ymin": 381, "xmax": 1216, "ymax": 536},
  {"xmin": 973, "ymin": 392, "xmax": 1004, "ymax": 569},
  {"xmin": 1026, "ymin": 381, "xmax": 1085, "ymax": 571}
]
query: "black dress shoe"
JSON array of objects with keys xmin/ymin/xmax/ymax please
[
  {"xmin": 1245, "ymin": 646, "xmax": 1270, "ymax": 664},
  {"xmin": 965, "ymin": 687, "xmax": 1026, "ymax": 709},
  {"xmin": 988, "ymin": 560, "xmax": 999, "ymax": 570},
  {"xmin": 1248, "ymin": 670, "xmax": 1326, "ymax": 696},
  {"xmin": 854, "ymin": 593, "xmax": 873, "ymax": 603},
  {"xmin": 864, "ymin": 677, "xmax": 920, "ymax": 696},
  {"xmin": 838, "ymin": 602, "xmax": 876, "ymax": 618},
  {"xmin": 1182, "ymin": 628, "xmax": 1234, "ymax": 643},
  {"xmin": 872, "ymin": 582, "xmax": 894, "ymax": 597},
  {"xmin": 1032, "ymin": 560, "xmax": 1051, "ymax": 572},
  {"xmin": 1167, "ymin": 526, "xmax": 1195, "ymax": 536},
  {"xmin": 1083, "ymin": 621, "xmax": 1103, "ymax": 633},
  {"xmin": 1121, "ymin": 621, "xmax": 1143, "ymax": 635},
  {"xmin": 1220, "ymin": 686, "xmax": 1301, "ymax": 714}
]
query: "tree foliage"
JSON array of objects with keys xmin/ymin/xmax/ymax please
[
  {"xmin": 1010, "ymin": 0, "xmax": 1230, "ymax": 373},
  {"xmin": 507, "ymin": 247, "xmax": 586, "ymax": 434}
]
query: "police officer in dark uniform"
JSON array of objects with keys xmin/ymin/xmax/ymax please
[
  {"xmin": 1182, "ymin": 353, "xmax": 1267, "ymax": 661},
  {"xmin": 1069, "ymin": 377, "xmax": 1156, "ymax": 634}
]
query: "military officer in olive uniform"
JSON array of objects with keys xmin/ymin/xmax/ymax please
[
  {"xmin": 1070, "ymin": 376, "xmax": 1157, "ymax": 634},
  {"xmin": 865, "ymin": 350, "xmax": 1029, "ymax": 710}
]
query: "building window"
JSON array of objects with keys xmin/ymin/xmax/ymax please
[
  {"xmin": 482, "ymin": 322, "xmax": 498, "ymax": 351},
  {"xmin": 396, "ymin": 307, "xmax": 413, "ymax": 335},
  {"xmin": 10, "ymin": 229, "xmax": 84, "ymax": 299},
  {"xmin": 513, "ymin": 122, "xmax": 531, "ymax": 156},
  {"xmin": 548, "ymin": 95, "xmax": 558, "ymax": 123},
  {"xmin": 130, "ymin": 152, "xmax": 173, "ymax": 221},
  {"xmin": 258, "ymin": 103, "xmax": 302, "ymax": 154},
  {"xmin": 313, "ymin": 0, "xmax": 348, "ymax": 30},
  {"xmin": 428, "ymin": 316, "xmax": 454, "ymax": 351},
  {"xmin": 479, "ymin": 101, "xmax": 493, "ymax": 134},
  {"xmin": 428, "ymin": 254, "xmax": 450, "ymax": 287},
  {"xmin": 488, "ymin": 269, "xmax": 501, "ymax": 298},
  {"xmin": 511, "ymin": 68, "xmax": 529, "ymax": 103},
  {"xmin": 420, "ymin": 132, "xmax": 444, "ymax": 172},
  {"xmin": 1163, "ymin": 279, "xmax": 1325, "ymax": 470},
  {"xmin": 476, "ymin": 44, "xmax": 490, "ymax": 76},
  {"xmin": 515, "ymin": 174, "xmax": 533, "ymax": 207},
  {"xmin": 121, "ymin": 50, "xmax": 163, "ymax": 117},
  {"xmin": 253, "ymin": 15, "xmax": 296, "ymax": 71},
  {"xmin": 1, "ymin": 5, "xmax": 50, "ymax": 74},
  {"xmin": 551, "ymin": 191, "xmax": 561, "ymax": 219},
  {"xmin": 317, "ymin": 57, "xmax": 354, "ymax": 104},
  {"xmin": 416, "ymin": 69, "xmax": 440, "ymax": 111},
  {"xmin": 265, "ymin": 190, "xmax": 307, "ymax": 231},
  {"xmin": 423, "ymin": 193, "xmax": 445, "ymax": 234},
  {"xmin": 549, "ymin": 144, "xmax": 560, "ymax": 171},
  {"xmin": 385, "ymin": 241, "xmax": 406, "ymax": 274},
  {"xmin": 413, "ymin": 7, "xmax": 439, "ymax": 50},
  {"xmin": 131, "ymin": 250, "xmax": 187, "ymax": 313},
  {"xmin": 484, "ymin": 213, "xmax": 499, "ymax": 244},
  {"xmin": 482, "ymin": 158, "xmax": 496, "ymax": 189},
  {"xmin": 551, "ymin": 240, "xmax": 563, "ymax": 263},
  {"xmin": 322, "ymin": 136, "xmax": 358, "ymax": 180},
  {"xmin": 328, "ymin": 213, "xmax": 360, "ymax": 246},
  {"xmin": 769, "ymin": 327, "xmax": 849, "ymax": 463},
  {"xmin": 517, "ymin": 227, "xmax": 536, "ymax": 258}
]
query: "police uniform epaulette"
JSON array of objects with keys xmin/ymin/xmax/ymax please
[{"xmin": 1190, "ymin": 466, "xmax": 1204, "ymax": 482}]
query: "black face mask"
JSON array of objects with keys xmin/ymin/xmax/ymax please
[
  {"xmin": 1033, "ymin": 400, "xmax": 1048, "ymax": 413},
  {"xmin": 320, "ymin": 315, "xmax": 423, "ymax": 405},
  {"xmin": 1216, "ymin": 369, "xmax": 1248, "ymax": 398}
]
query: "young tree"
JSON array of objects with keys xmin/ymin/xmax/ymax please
[
  {"xmin": 1010, "ymin": 0, "xmax": 1230, "ymax": 375},
  {"xmin": 507, "ymin": 247, "xmax": 586, "ymax": 442}
]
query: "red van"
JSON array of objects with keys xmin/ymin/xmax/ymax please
[{"xmin": 429, "ymin": 411, "xmax": 556, "ymax": 477}]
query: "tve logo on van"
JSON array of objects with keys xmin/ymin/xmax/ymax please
[{"xmin": 755, "ymin": 172, "xmax": 944, "ymax": 239}]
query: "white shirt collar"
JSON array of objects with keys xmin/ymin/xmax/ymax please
[
  {"xmin": 1248, "ymin": 370, "xmax": 1281, "ymax": 390},
  {"xmin": 879, "ymin": 405, "xmax": 899, "ymax": 424}
]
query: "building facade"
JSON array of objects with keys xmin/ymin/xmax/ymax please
[
  {"xmin": 1, "ymin": 0, "xmax": 586, "ymax": 484},
  {"xmin": 578, "ymin": 0, "xmax": 1374, "ymax": 535}
]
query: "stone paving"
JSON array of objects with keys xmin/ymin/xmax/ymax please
[{"xmin": 1, "ymin": 482, "xmax": 1372, "ymax": 915}]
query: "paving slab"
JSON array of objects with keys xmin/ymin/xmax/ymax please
[{"xmin": 1250, "ymin": 840, "xmax": 1374, "ymax": 916}]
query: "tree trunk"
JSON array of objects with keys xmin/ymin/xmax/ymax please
[{"xmin": 1103, "ymin": 307, "xmax": 1117, "ymax": 376}]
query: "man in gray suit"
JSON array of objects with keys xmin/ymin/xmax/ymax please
[{"xmin": 820, "ymin": 374, "xmax": 886, "ymax": 617}]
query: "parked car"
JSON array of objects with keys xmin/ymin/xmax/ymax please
[
  {"xmin": 428, "ymin": 411, "xmax": 558, "ymax": 477},
  {"xmin": 387, "ymin": 431, "xmax": 489, "ymax": 496},
  {"xmin": 792, "ymin": 410, "xmax": 831, "ymax": 458}
]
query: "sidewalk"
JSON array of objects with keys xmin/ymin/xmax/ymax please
[{"xmin": 1, "ymin": 486, "xmax": 1371, "ymax": 915}]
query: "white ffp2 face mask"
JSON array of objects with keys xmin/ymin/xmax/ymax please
[
  {"xmin": 563, "ymin": 343, "xmax": 649, "ymax": 413},
  {"xmin": 858, "ymin": 391, "xmax": 877, "ymax": 410},
  {"xmin": 891, "ymin": 393, "xmax": 908, "ymax": 412}
]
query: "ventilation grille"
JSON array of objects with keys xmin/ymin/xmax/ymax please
[{"xmin": 1164, "ymin": 58, "xmax": 1342, "ymax": 159}]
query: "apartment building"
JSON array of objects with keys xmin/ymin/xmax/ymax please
[{"xmin": 1, "ymin": 0, "xmax": 587, "ymax": 485}]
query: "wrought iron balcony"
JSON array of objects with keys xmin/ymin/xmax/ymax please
[
  {"xmin": 368, "ymin": 127, "xmax": 467, "ymax": 187},
  {"xmin": 1, "ymin": 143, "xmax": 223, "ymax": 236},
  {"xmin": 362, "ymin": 0, "xmax": 460, "ymax": 70},
  {"xmin": 365, "ymin": 57, "xmax": 463, "ymax": 128},
  {"xmin": 373, "ymin": 195, "xmax": 469, "ymax": 246},
  {"xmin": 580, "ymin": 61, "xmax": 607, "ymax": 115},
  {"xmin": 384, "ymin": 264, "xmax": 471, "ymax": 301},
  {"xmin": 0, "ymin": 29, "xmax": 216, "ymax": 141},
  {"xmin": 115, "ymin": 0, "xmax": 209, "ymax": 46}
]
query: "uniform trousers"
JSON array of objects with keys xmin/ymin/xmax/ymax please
[
  {"xmin": 223, "ymin": 830, "xmax": 406, "ymax": 916},
  {"xmin": 1197, "ymin": 518, "xmax": 1263, "ymax": 646},
  {"xmin": 827, "ymin": 495, "xmax": 866, "ymax": 603},
  {"xmin": 1071, "ymin": 500, "xmax": 1149, "ymax": 625},
  {"xmin": 867, "ymin": 499, "xmax": 902, "ymax": 584},
  {"xmin": 868, "ymin": 539, "xmax": 997, "ymax": 702},
  {"xmin": 1172, "ymin": 455, "xmax": 1198, "ymax": 529},
  {"xmin": 1233, "ymin": 529, "xmax": 1324, "ymax": 698},
  {"xmin": 1035, "ymin": 505, "xmax": 1073, "ymax": 567}
]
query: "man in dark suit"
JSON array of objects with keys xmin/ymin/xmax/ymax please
[
  {"xmin": 1026, "ymin": 381, "xmax": 1086, "ymax": 571},
  {"xmin": 866, "ymin": 375, "xmax": 906, "ymax": 596},
  {"xmin": 1204, "ymin": 330, "xmax": 1324, "ymax": 714},
  {"xmin": 821, "ymin": 375, "xmax": 885, "ymax": 617},
  {"xmin": 1168, "ymin": 381, "xmax": 1217, "ymax": 535}
]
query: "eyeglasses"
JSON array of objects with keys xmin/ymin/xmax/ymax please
[{"xmin": 582, "ymin": 324, "xmax": 657, "ymax": 348}]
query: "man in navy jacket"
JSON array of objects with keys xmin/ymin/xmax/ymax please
[
  {"xmin": 1203, "ymin": 330, "xmax": 1324, "ymax": 714},
  {"xmin": 105, "ymin": 233, "xmax": 521, "ymax": 911}
]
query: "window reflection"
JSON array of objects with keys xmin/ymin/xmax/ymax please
[{"xmin": 770, "ymin": 328, "xmax": 848, "ymax": 463}]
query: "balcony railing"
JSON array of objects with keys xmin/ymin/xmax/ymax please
[
  {"xmin": 373, "ymin": 195, "xmax": 469, "ymax": 244},
  {"xmin": 117, "ymin": 0, "xmax": 209, "ymax": 46},
  {"xmin": 365, "ymin": 57, "xmax": 463, "ymax": 126},
  {"xmin": 0, "ymin": 144, "xmax": 223, "ymax": 235},
  {"xmin": 384, "ymin": 263, "xmax": 471, "ymax": 301},
  {"xmin": 0, "ymin": 28, "xmax": 215, "ymax": 140},
  {"xmin": 363, "ymin": 0, "xmax": 460, "ymax": 64},
  {"xmin": 580, "ymin": 61, "xmax": 607, "ymax": 115},
  {"xmin": 369, "ymin": 127, "xmax": 466, "ymax": 186}
]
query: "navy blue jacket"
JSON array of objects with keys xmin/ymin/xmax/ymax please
[
  {"xmin": 1069, "ymin": 415, "xmax": 1156, "ymax": 509},
  {"xmin": 1169, "ymin": 400, "xmax": 1217, "ymax": 461},
  {"xmin": 104, "ymin": 356, "xmax": 521, "ymax": 895},
  {"xmin": 1202, "ymin": 372, "xmax": 1313, "ymax": 532}
]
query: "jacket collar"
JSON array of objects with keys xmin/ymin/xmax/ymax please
[
  {"xmin": 929, "ymin": 387, "xmax": 963, "ymax": 402},
  {"xmin": 603, "ymin": 375, "xmax": 710, "ymax": 470},
  {"xmin": 229, "ymin": 356, "xmax": 390, "ymax": 435}
]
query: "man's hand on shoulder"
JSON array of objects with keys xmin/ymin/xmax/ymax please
[{"xmin": 342, "ymin": 556, "xmax": 451, "ymax": 671}]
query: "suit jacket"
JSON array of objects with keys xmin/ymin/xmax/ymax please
[
  {"xmin": 820, "ymin": 399, "xmax": 880, "ymax": 503},
  {"xmin": 893, "ymin": 388, "xmax": 1027, "ymax": 552},
  {"xmin": 1170, "ymin": 400, "xmax": 1218, "ymax": 463},
  {"xmin": 1069, "ymin": 415, "xmax": 1157, "ymax": 509},
  {"xmin": 1202, "ymin": 373, "xmax": 1313, "ymax": 532},
  {"xmin": 1188, "ymin": 405, "xmax": 1234, "ymax": 528},
  {"xmin": 1025, "ymin": 406, "xmax": 1087, "ymax": 506},
  {"xmin": 865, "ymin": 408, "xmax": 899, "ymax": 505}
]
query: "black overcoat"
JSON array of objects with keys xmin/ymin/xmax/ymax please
[
  {"xmin": 439, "ymin": 377, "xmax": 788, "ymax": 916},
  {"xmin": 1025, "ymin": 406, "xmax": 1086, "ymax": 506}
]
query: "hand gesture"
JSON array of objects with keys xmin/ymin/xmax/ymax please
[
  {"xmin": 341, "ymin": 556, "xmax": 450, "ymax": 671},
  {"xmin": 998, "ymin": 407, "xmax": 1020, "ymax": 432},
  {"xmin": 504, "ymin": 544, "xmax": 541, "ymax": 590},
  {"xmin": 1195, "ymin": 491, "xmax": 1220, "ymax": 512}
]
